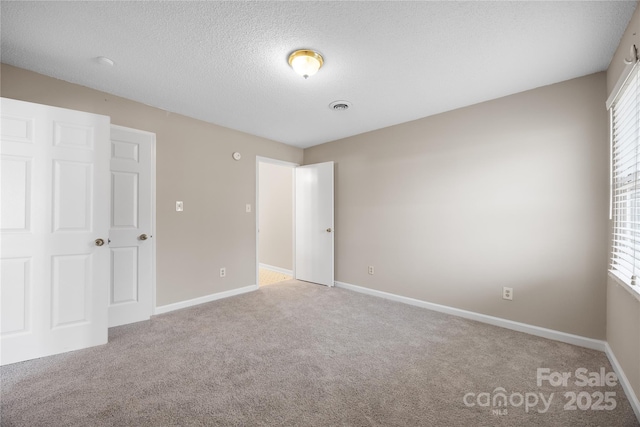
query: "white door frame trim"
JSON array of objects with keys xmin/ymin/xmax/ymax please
[
  {"xmin": 150, "ymin": 132, "xmax": 157, "ymax": 314},
  {"xmin": 110, "ymin": 124, "xmax": 157, "ymax": 316},
  {"xmin": 255, "ymin": 156, "xmax": 299, "ymax": 287}
]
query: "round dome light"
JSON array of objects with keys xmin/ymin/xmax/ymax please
[{"xmin": 288, "ymin": 50, "xmax": 324, "ymax": 79}]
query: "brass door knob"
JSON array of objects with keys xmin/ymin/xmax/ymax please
[
  {"xmin": 139, "ymin": 234, "xmax": 149, "ymax": 241},
  {"xmin": 95, "ymin": 238, "xmax": 105, "ymax": 247}
]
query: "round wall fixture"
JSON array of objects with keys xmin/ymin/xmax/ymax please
[
  {"xmin": 232, "ymin": 152, "xmax": 241, "ymax": 161},
  {"xmin": 96, "ymin": 56, "xmax": 115, "ymax": 66},
  {"xmin": 329, "ymin": 100, "xmax": 352, "ymax": 111}
]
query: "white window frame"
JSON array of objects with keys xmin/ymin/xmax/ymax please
[{"xmin": 609, "ymin": 53, "xmax": 640, "ymax": 296}]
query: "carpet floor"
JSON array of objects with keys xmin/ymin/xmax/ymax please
[{"xmin": 1, "ymin": 280, "xmax": 638, "ymax": 426}]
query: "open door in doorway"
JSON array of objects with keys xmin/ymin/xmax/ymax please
[
  {"xmin": 295, "ymin": 162, "xmax": 334, "ymax": 287},
  {"xmin": 256, "ymin": 159, "xmax": 334, "ymax": 288}
]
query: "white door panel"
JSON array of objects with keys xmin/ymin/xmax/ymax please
[
  {"xmin": 1, "ymin": 156, "xmax": 31, "ymax": 231},
  {"xmin": 0, "ymin": 97, "xmax": 110, "ymax": 365},
  {"xmin": 295, "ymin": 162, "xmax": 334, "ymax": 287},
  {"xmin": 108, "ymin": 125, "xmax": 154, "ymax": 327},
  {"xmin": 0, "ymin": 257, "xmax": 30, "ymax": 335}
]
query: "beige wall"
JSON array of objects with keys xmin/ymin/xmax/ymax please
[
  {"xmin": 305, "ymin": 72, "xmax": 609, "ymax": 339},
  {"xmin": 258, "ymin": 162, "xmax": 293, "ymax": 270},
  {"xmin": 606, "ymin": 1, "xmax": 640, "ymax": 403},
  {"xmin": 0, "ymin": 63, "xmax": 304, "ymax": 306},
  {"xmin": 607, "ymin": 279, "xmax": 640, "ymax": 400}
]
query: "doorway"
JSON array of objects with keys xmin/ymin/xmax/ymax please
[{"xmin": 256, "ymin": 158, "xmax": 297, "ymax": 286}]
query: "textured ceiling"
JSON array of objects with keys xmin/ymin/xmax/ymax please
[{"xmin": 1, "ymin": 1, "xmax": 637, "ymax": 148}]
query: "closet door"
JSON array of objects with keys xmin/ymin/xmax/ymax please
[
  {"xmin": 108, "ymin": 125, "xmax": 154, "ymax": 327},
  {"xmin": 1, "ymin": 97, "xmax": 110, "ymax": 365}
]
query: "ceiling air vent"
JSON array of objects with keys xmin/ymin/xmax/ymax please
[{"xmin": 329, "ymin": 100, "xmax": 352, "ymax": 111}]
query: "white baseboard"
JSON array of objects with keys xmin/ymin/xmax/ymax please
[
  {"xmin": 154, "ymin": 284, "xmax": 258, "ymax": 315},
  {"xmin": 334, "ymin": 281, "xmax": 606, "ymax": 351},
  {"xmin": 259, "ymin": 263, "xmax": 293, "ymax": 276},
  {"xmin": 605, "ymin": 343, "xmax": 640, "ymax": 422}
]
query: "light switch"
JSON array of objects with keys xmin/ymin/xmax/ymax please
[
  {"xmin": 246, "ymin": 204, "xmax": 251, "ymax": 213},
  {"xmin": 176, "ymin": 201, "xmax": 183, "ymax": 212}
]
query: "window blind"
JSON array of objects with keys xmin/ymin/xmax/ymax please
[{"xmin": 611, "ymin": 61, "xmax": 640, "ymax": 287}]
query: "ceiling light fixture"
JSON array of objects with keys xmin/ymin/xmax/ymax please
[{"xmin": 288, "ymin": 49, "xmax": 324, "ymax": 79}]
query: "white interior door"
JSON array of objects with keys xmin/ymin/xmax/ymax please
[
  {"xmin": 108, "ymin": 125, "xmax": 154, "ymax": 327},
  {"xmin": 295, "ymin": 161, "xmax": 334, "ymax": 286},
  {"xmin": 1, "ymin": 97, "xmax": 110, "ymax": 365}
]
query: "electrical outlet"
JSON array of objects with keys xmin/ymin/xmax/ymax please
[
  {"xmin": 220, "ymin": 267, "xmax": 226, "ymax": 278},
  {"xmin": 502, "ymin": 287, "xmax": 513, "ymax": 301},
  {"xmin": 246, "ymin": 204, "xmax": 251, "ymax": 213},
  {"xmin": 368, "ymin": 265, "xmax": 374, "ymax": 275},
  {"xmin": 176, "ymin": 201, "xmax": 183, "ymax": 212}
]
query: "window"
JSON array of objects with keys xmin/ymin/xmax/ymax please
[{"xmin": 610, "ymin": 58, "xmax": 640, "ymax": 290}]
